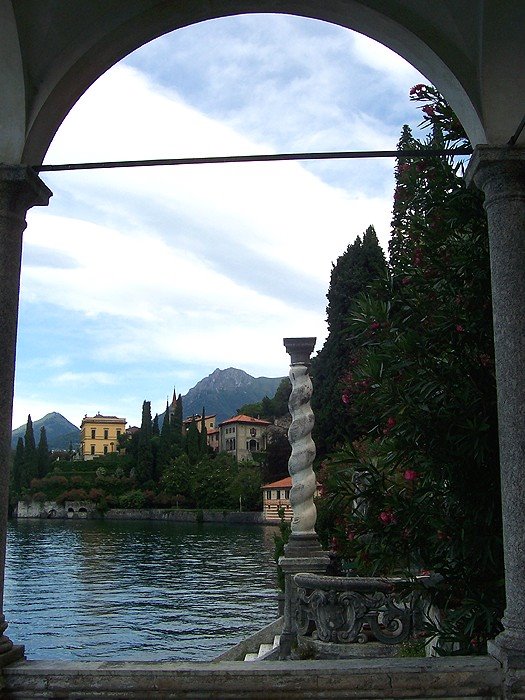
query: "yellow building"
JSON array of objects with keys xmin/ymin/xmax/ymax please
[
  {"xmin": 80, "ymin": 413, "xmax": 127, "ymax": 460},
  {"xmin": 219, "ymin": 414, "xmax": 271, "ymax": 462}
]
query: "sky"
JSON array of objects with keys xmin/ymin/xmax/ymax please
[{"xmin": 13, "ymin": 13, "xmax": 426, "ymax": 430}]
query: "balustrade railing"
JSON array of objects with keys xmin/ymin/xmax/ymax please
[{"xmin": 294, "ymin": 573, "xmax": 428, "ymax": 646}]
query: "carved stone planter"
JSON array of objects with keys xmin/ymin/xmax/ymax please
[{"xmin": 294, "ymin": 573, "xmax": 423, "ymax": 646}]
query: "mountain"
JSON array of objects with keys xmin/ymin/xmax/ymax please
[
  {"xmin": 181, "ymin": 368, "xmax": 284, "ymax": 424},
  {"xmin": 11, "ymin": 412, "xmax": 80, "ymax": 451}
]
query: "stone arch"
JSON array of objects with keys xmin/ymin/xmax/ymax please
[{"xmin": 16, "ymin": 1, "xmax": 503, "ymax": 166}]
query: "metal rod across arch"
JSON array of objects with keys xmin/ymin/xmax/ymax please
[{"xmin": 34, "ymin": 147, "xmax": 473, "ymax": 173}]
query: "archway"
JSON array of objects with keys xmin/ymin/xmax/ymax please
[
  {"xmin": 0, "ymin": 0, "xmax": 524, "ymax": 682},
  {"xmin": 6, "ymin": 1, "xmax": 525, "ymax": 167}
]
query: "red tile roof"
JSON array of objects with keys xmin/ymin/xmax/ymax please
[
  {"xmin": 219, "ymin": 414, "xmax": 272, "ymax": 427},
  {"xmin": 262, "ymin": 476, "xmax": 321, "ymax": 489},
  {"xmin": 262, "ymin": 476, "xmax": 292, "ymax": 489}
]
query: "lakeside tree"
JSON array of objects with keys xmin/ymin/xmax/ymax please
[
  {"xmin": 318, "ymin": 85, "xmax": 502, "ymax": 651},
  {"xmin": 135, "ymin": 401, "xmax": 154, "ymax": 485},
  {"xmin": 170, "ymin": 394, "xmax": 183, "ymax": 448},
  {"xmin": 311, "ymin": 227, "xmax": 386, "ymax": 458},
  {"xmin": 37, "ymin": 426, "xmax": 51, "ymax": 478},
  {"xmin": 21, "ymin": 414, "xmax": 38, "ymax": 489},
  {"xmin": 152, "ymin": 413, "xmax": 160, "ymax": 437}
]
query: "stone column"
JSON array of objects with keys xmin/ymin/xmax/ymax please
[
  {"xmin": 279, "ymin": 338, "xmax": 329, "ymax": 658},
  {"xmin": 465, "ymin": 146, "xmax": 525, "ymax": 670},
  {"xmin": 0, "ymin": 166, "xmax": 51, "ymax": 666}
]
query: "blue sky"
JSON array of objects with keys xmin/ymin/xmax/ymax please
[{"xmin": 14, "ymin": 14, "xmax": 425, "ymax": 430}]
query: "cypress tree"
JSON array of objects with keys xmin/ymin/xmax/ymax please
[
  {"xmin": 21, "ymin": 414, "xmax": 38, "ymax": 488},
  {"xmin": 37, "ymin": 426, "xmax": 51, "ymax": 478},
  {"xmin": 152, "ymin": 413, "xmax": 160, "ymax": 437},
  {"xmin": 311, "ymin": 226, "xmax": 386, "ymax": 457},
  {"xmin": 136, "ymin": 400, "xmax": 154, "ymax": 485},
  {"xmin": 170, "ymin": 394, "xmax": 183, "ymax": 447}
]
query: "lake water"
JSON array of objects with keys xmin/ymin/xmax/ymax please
[{"xmin": 5, "ymin": 518, "xmax": 279, "ymax": 661}]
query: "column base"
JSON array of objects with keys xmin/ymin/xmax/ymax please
[
  {"xmin": 0, "ymin": 644, "xmax": 24, "ymax": 668},
  {"xmin": 279, "ymin": 534, "xmax": 330, "ymax": 659},
  {"xmin": 282, "ymin": 532, "xmax": 329, "ymax": 561},
  {"xmin": 488, "ymin": 636, "xmax": 525, "ymax": 671}
]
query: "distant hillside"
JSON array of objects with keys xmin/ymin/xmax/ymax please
[
  {"xmin": 11, "ymin": 412, "xmax": 80, "ymax": 451},
  {"xmin": 182, "ymin": 368, "xmax": 284, "ymax": 424}
]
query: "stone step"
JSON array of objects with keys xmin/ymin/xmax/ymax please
[
  {"xmin": 257, "ymin": 644, "xmax": 273, "ymax": 657},
  {"xmin": 243, "ymin": 653, "xmax": 259, "ymax": 661}
]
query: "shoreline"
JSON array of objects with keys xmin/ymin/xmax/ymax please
[{"xmin": 13, "ymin": 500, "xmax": 281, "ymax": 526}]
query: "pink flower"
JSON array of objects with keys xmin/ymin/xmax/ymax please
[
  {"xmin": 347, "ymin": 530, "xmax": 356, "ymax": 541},
  {"xmin": 409, "ymin": 84, "xmax": 427, "ymax": 96},
  {"xmin": 456, "ymin": 324, "xmax": 465, "ymax": 333},
  {"xmin": 379, "ymin": 510, "xmax": 396, "ymax": 525},
  {"xmin": 341, "ymin": 391, "xmax": 351, "ymax": 405},
  {"xmin": 403, "ymin": 469, "xmax": 418, "ymax": 481},
  {"xmin": 422, "ymin": 105, "xmax": 435, "ymax": 117},
  {"xmin": 401, "ymin": 276, "xmax": 411, "ymax": 285},
  {"xmin": 386, "ymin": 417, "xmax": 396, "ymax": 429},
  {"xmin": 370, "ymin": 321, "xmax": 381, "ymax": 331}
]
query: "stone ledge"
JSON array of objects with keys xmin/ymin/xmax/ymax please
[{"xmin": 2, "ymin": 656, "xmax": 503, "ymax": 698}]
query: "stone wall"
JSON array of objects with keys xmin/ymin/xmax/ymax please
[
  {"xmin": 14, "ymin": 501, "xmax": 276, "ymax": 525},
  {"xmin": 15, "ymin": 501, "xmax": 95, "ymax": 519},
  {"xmin": 105, "ymin": 508, "xmax": 271, "ymax": 525}
]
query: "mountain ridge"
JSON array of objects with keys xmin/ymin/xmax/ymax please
[
  {"xmin": 12, "ymin": 368, "xmax": 285, "ymax": 448},
  {"xmin": 11, "ymin": 412, "xmax": 80, "ymax": 451}
]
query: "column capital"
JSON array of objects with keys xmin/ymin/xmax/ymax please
[
  {"xmin": 465, "ymin": 146, "xmax": 525, "ymax": 190},
  {"xmin": 0, "ymin": 165, "xmax": 52, "ymax": 220},
  {"xmin": 283, "ymin": 337, "xmax": 316, "ymax": 365}
]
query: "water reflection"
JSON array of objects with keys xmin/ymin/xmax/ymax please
[{"xmin": 5, "ymin": 519, "xmax": 278, "ymax": 661}]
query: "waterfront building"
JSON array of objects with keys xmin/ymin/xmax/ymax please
[
  {"xmin": 262, "ymin": 476, "xmax": 321, "ymax": 521},
  {"xmin": 80, "ymin": 413, "xmax": 127, "ymax": 460},
  {"xmin": 219, "ymin": 414, "xmax": 271, "ymax": 462}
]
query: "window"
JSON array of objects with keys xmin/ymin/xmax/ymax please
[
  {"xmin": 277, "ymin": 490, "xmax": 281, "ymax": 499},
  {"xmin": 90, "ymin": 445, "xmax": 95, "ymax": 455},
  {"xmin": 266, "ymin": 490, "xmax": 271, "ymax": 500},
  {"xmin": 247, "ymin": 439, "xmax": 259, "ymax": 452},
  {"xmin": 116, "ymin": 430, "xmax": 121, "ymax": 438},
  {"xmin": 103, "ymin": 445, "xmax": 108, "ymax": 455},
  {"xmin": 104, "ymin": 429, "xmax": 109, "ymax": 440},
  {"xmin": 285, "ymin": 489, "xmax": 290, "ymax": 499},
  {"xmin": 91, "ymin": 429, "xmax": 96, "ymax": 439}
]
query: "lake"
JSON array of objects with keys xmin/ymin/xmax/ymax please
[{"xmin": 5, "ymin": 518, "xmax": 279, "ymax": 661}]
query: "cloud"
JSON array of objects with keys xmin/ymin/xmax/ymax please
[
  {"xmin": 53, "ymin": 372, "xmax": 117, "ymax": 386},
  {"xmin": 15, "ymin": 16, "xmax": 426, "ymax": 428}
]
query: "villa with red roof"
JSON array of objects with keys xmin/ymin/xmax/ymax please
[
  {"xmin": 262, "ymin": 476, "xmax": 322, "ymax": 521},
  {"xmin": 218, "ymin": 414, "xmax": 271, "ymax": 462}
]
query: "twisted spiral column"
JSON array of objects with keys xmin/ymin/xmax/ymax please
[
  {"xmin": 279, "ymin": 338, "xmax": 328, "ymax": 659},
  {"xmin": 287, "ymin": 362, "xmax": 317, "ymax": 535}
]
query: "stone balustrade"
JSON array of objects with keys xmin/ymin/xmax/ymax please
[{"xmin": 294, "ymin": 573, "xmax": 428, "ymax": 646}]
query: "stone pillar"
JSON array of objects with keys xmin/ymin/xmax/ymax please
[
  {"xmin": 465, "ymin": 146, "xmax": 525, "ymax": 670},
  {"xmin": 0, "ymin": 166, "xmax": 51, "ymax": 666},
  {"xmin": 279, "ymin": 338, "xmax": 329, "ymax": 658}
]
